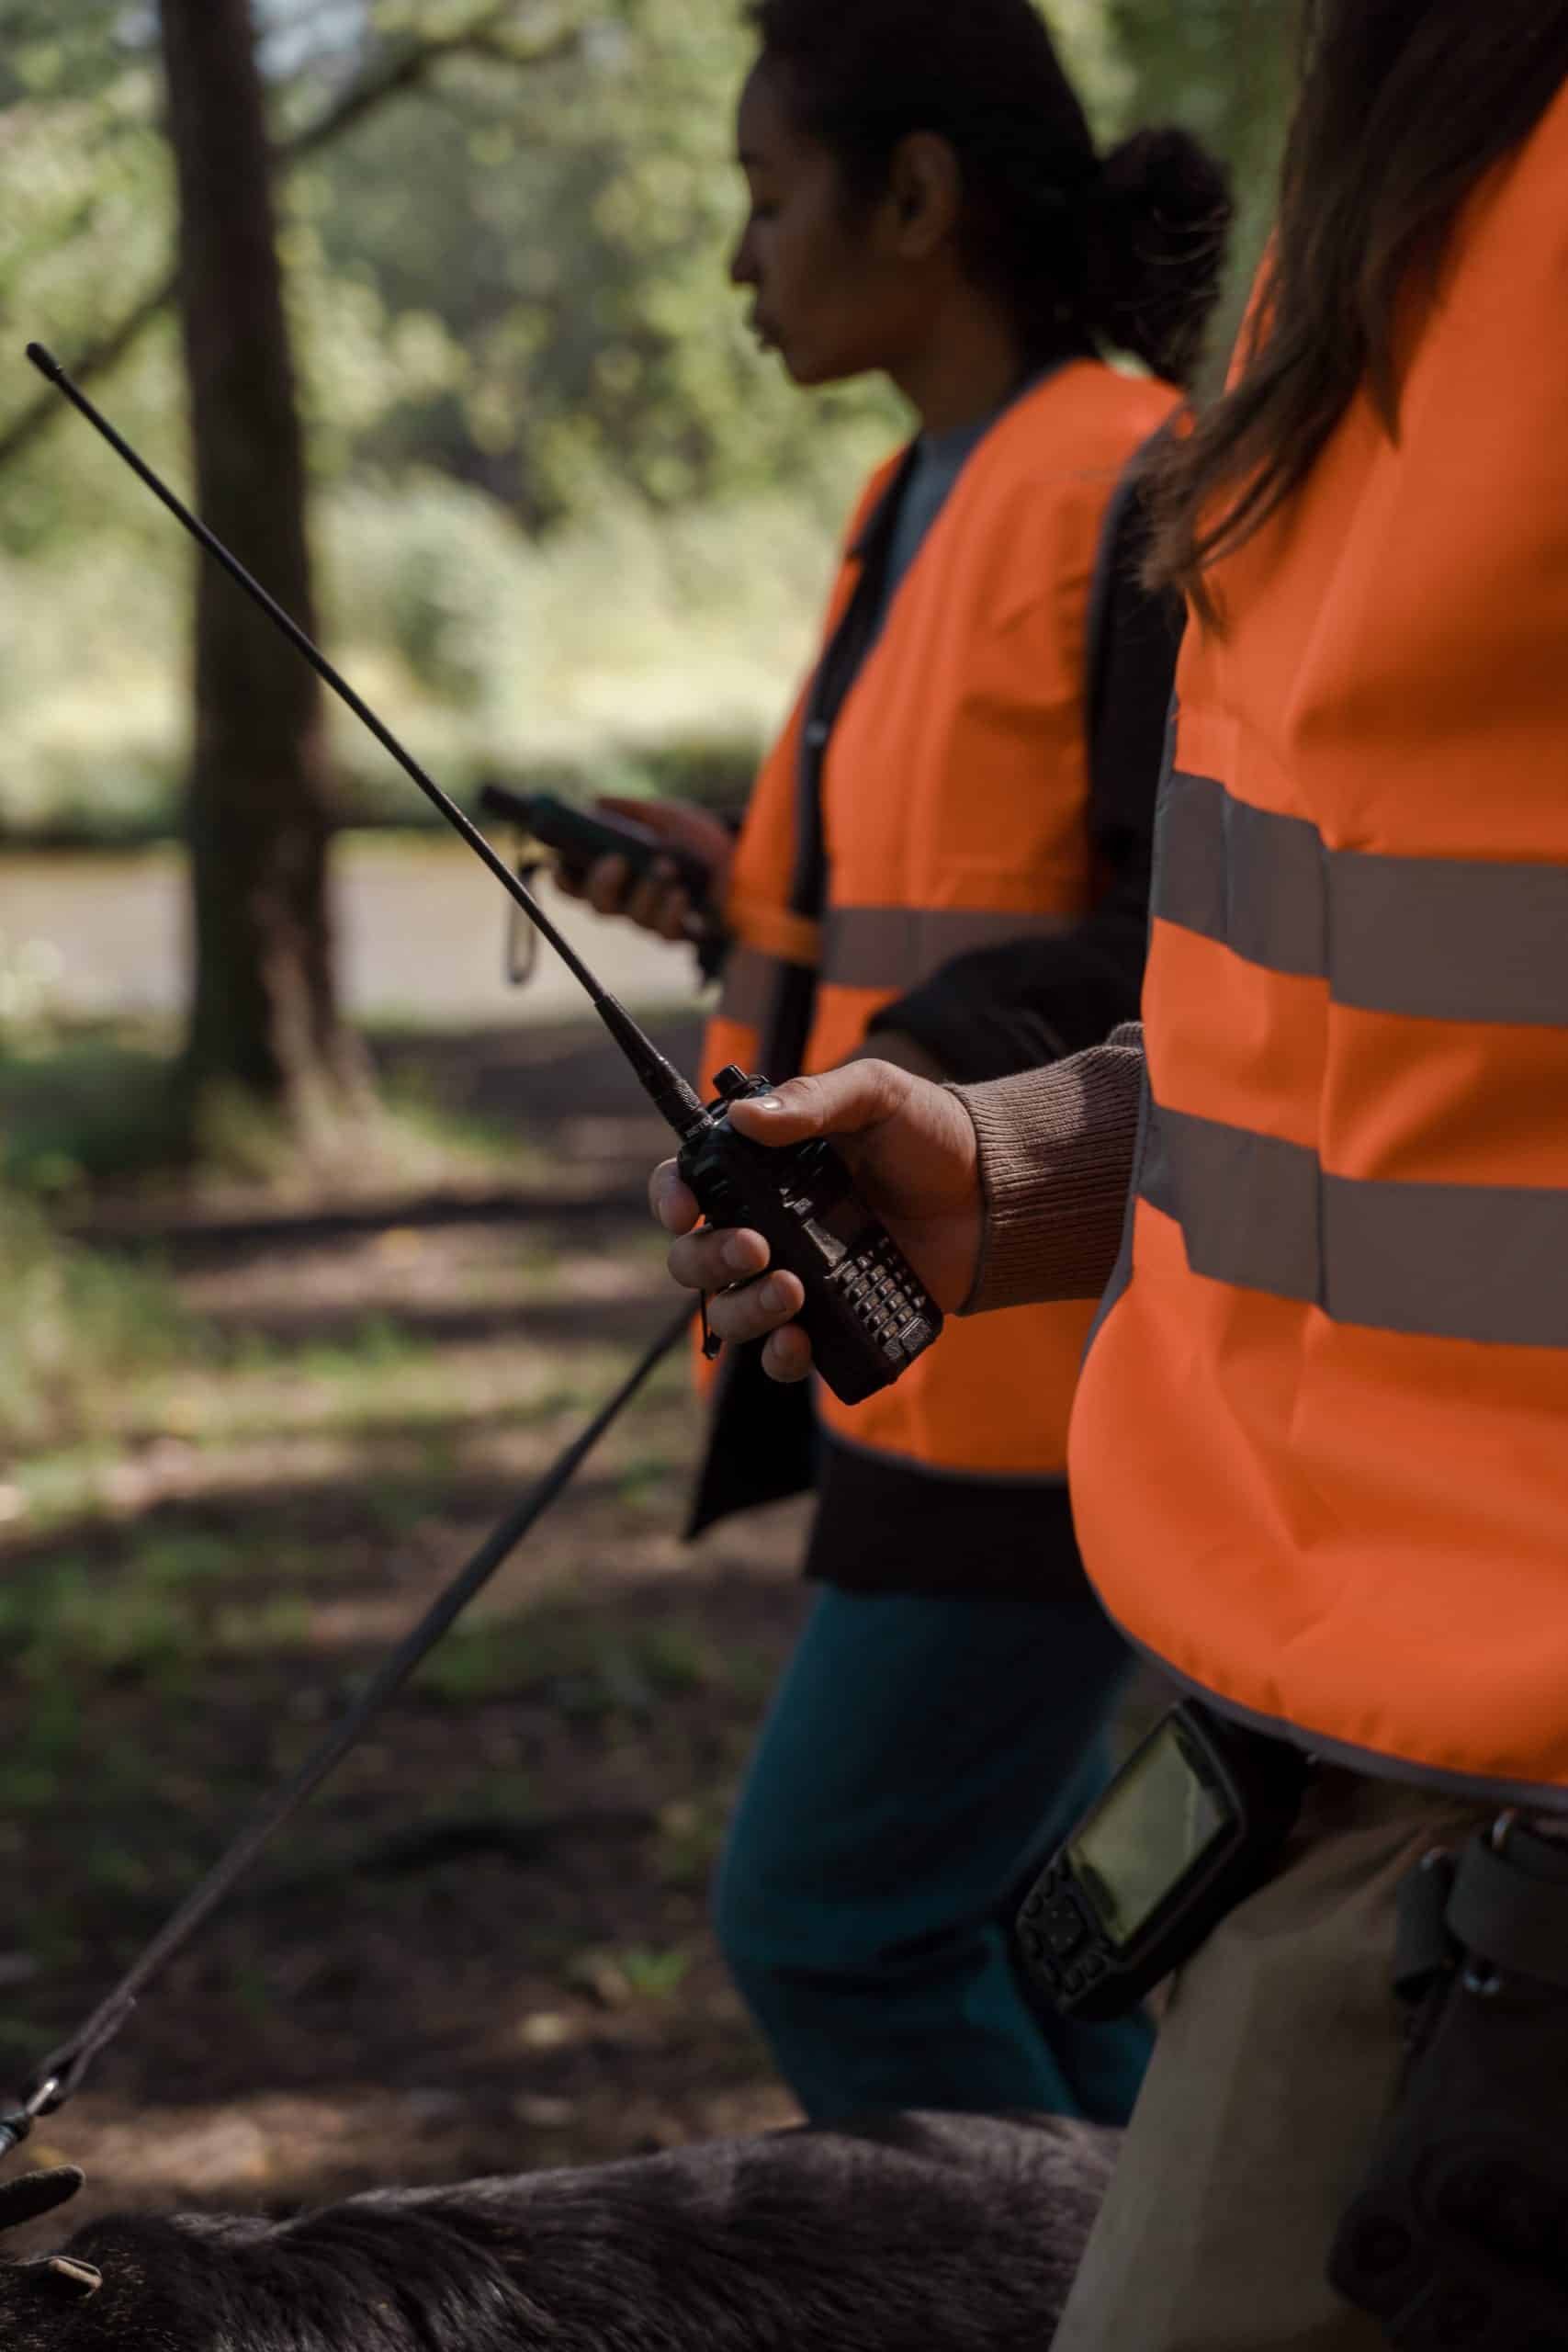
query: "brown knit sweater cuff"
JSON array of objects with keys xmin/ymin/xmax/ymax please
[{"xmin": 948, "ymin": 1024, "xmax": 1146, "ymax": 1316}]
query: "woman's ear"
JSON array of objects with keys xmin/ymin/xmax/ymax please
[{"xmin": 886, "ymin": 131, "xmax": 963, "ymax": 255}]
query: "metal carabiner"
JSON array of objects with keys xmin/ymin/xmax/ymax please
[{"xmin": 0, "ymin": 2073, "xmax": 62, "ymax": 2157}]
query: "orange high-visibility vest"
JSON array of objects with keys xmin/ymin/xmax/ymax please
[
  {"xmin": 1069, "ymin": 82, "xmax": 1568, "ymax": 1798},
  {"xmin": 705, "ymin": 361, "xmax": 1178, "ymax": 1481}
]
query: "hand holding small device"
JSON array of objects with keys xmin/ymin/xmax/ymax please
[
  {"xmin": 479, "ymin": 785, "xmax": 730, "ymax": 944},
  {"xmin": 580, "ymin": 796, "xmax": 732, "ymax": 944},
  {"xmin": 650, "ymin": 1057, "xmax": 983, "ymax": 1385}
]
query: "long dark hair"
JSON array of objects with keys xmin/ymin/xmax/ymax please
[
  {"xmin": 1148, "ymin": 1, "xmax": 1568, "ymax": 609},
  {"xmin": 747, "ymin": 0, "xmax": 1231, "ymax": 390}
]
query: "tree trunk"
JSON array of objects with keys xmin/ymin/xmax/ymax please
[{"xmin": 158, "ymin": 0, "xmax": 368, "ymax": 1148}]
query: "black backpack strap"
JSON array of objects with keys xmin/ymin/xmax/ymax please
[
  {"xmin": 1083, "ymin": 425, "xmax": 1181, "ymax": 820},
  {"xmin": 761, "ymin": 451, "xmax": 918, "ymax": 1080}
]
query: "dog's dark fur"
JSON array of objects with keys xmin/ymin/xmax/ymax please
[{"xmin": 0, "ymin": 2109, "xmax": 1114, "ymax": 2350}]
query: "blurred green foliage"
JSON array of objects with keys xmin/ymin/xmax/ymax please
[
  {"xmin": 0, "ymin": 1184, "xmax": 187, "ymax": 1453},
  {"xmin": 0, "ymin": 0, "xmax": 1295, "ymax": 843}
]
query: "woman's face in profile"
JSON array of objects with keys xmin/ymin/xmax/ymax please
[{"xmin": 729, "ymin": 64, "xmax": 923, "ymax": 390}]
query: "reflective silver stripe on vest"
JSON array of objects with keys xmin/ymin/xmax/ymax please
[
  {"xmin": 1143, "ymin": 1097, "xmax": 1568, "ymax": 1347},
  {"xmin": 1156, "ymin": 769, "xmax": 1568, "ymax": 1026},
  {"xmin": 716, "ymin": 943, "xmax": 793, "ymax": 1032},
  {"xmin": 820, "ymin": 905, "xmax": 1075, "ymax": 995}
]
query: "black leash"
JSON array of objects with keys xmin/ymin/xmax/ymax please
[{"xmin": 0, "ymin": 1301, "xmax": 696, "ymax": 2159}]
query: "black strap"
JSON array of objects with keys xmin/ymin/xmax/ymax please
[
  {"xmin": 1082, "ymin": 423, "xmax": 1179, "ymax": 823},
  {"xmin": 1448, "ymin": 1826, "xmax": 1568, "ymax": 1992},
  {"xmin": 788, "ymin": 448, "xmax": 919, "ymax": 924},
  {"xmin": 759, "ymin": 452, "xmax": 917, "ymax": 1084},
  {"xmin": 7, "ymin": 1303, "xmax": 696, "ymax": 2129},
  {"xmin": 1393, "ymin": 1848, "xmax": 1459, "ymax": 2002}
]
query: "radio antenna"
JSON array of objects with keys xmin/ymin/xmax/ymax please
[{"xmin": 24, "ymin": 342, "xmax": 712, "ymax": 1145}]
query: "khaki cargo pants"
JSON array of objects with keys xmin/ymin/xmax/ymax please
[{"xmin": 1053, "ymin": 1765, "xmax": 1497, "ymax": 2351}]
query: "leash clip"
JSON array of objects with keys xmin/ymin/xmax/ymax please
[
  {"xmin": 25, "ymin": 2075, "xmax": 62, "ymax": 2120},
  {"xmin": 0, "ymin": 2076, "xmax": 60, "ymax": 2160}
]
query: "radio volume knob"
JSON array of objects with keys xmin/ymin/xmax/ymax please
[{"xmin": 711, "ymin": 1066, "xmax": 751, "ymax": 1102}]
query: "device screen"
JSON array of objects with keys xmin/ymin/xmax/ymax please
[{"xmin": 1066, "ymin": 1720, "xmax": 1230, "ymax": 1948}]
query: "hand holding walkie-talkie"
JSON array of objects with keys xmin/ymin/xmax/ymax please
[
  {"xmin": 655, "ymin": 1056, "xmax": 983, "ymax": 1391},
  {"xmin": 678, "ymin": 1064, "xmax": 948, "ymax": 1401},
  {"xmin": 26, "ymin": 343, "xmax": 945, "ymax": 1408}
]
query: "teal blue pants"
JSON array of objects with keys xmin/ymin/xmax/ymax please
[{"xmin": 714, "ymin": 1584, "xmax": 1152, "ymax": 2125}]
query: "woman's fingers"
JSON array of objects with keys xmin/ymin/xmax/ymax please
[
  {"xmin": 649, "ymin": 1057, "xmax": 982, "ymax": 1381},
  {"xmin": 665, "ymin": 1224, "xmax": 770, "ymax": 1290},
  {"xmin": 649, "ymin": 1158, "xmax": 702, "ymax": 1237},
  {"xmin": 665, "ymin": 1216, "xmax": 810, "ymax": 1345},
  {"xmin": 574, "ymin": 848, "xmax": 695, "ymax": 940},
  {"xmin": 649, "ymin": 1159, "xmax": 807, "ymax": 1345},
  {"xmin": 655, "ymin": 888, "xmax": 696, "ymax": 942},
  {"xmin": 721, "ymin": 1060, "xmax": 911, "ymax": 1148},
  {"xmin": 626, "ymin": 860, "xmax": 694, "ymax": 940},
  {"xmin": 708, "ymin": 1267, "xmax": 807, "ymax": 1346},
  {"xmin": 544, "ymin": 799, "xmax": 732, "ymax": 935},
  {"xmin": 760, "ymin": 1323, "xmax": 814, "ymax": 1384},
  {"xmin": 586, "ymin": 854, "xmax": 632, "ymax": 917}
]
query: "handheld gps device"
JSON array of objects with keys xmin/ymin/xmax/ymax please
[{"xmin": 1015, "ymin": 1702, "xmax": 1310, "ymax": 2020}]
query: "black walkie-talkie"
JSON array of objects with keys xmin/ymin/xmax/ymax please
[{"xmin": 25, "ymin": 344, "xmax": 942, "ymax": 1408}]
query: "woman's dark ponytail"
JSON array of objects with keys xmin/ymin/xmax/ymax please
[
  {"xmin": 748, "ymin": 0, "xmax": 1232, "ymax": 390},
  {"xmin": 1080, "ymin": 129, "xmax": 1233, "ymax": 389}
]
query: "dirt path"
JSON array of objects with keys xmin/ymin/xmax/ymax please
[{"xmin": 2, "ymin": 1011, "xmax": 811, "ymax": 2236}]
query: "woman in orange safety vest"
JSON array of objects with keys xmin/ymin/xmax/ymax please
[
  {"xmin": 552, "ymin": 0, "xmax": 1227, "ymax": 2124},
  {"xmin": 654, "ymin": 1, "xmax": 1568, "ymax": 2339}
]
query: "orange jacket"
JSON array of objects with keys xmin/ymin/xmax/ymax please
[
  {"xmin": 705, "ymin": 360, "xmax": 1178, "ymax": 1483},
  {"xmin": 1069, "ymin": 82, "xmax": 1568, "ymax": 1797}
]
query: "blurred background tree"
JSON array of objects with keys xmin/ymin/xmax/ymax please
[{"xmin": 159, "ymin": 0, "xmax": 367, "ymax": 1147}]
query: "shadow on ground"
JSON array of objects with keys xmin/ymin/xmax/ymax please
[
  {"xmin": 4, "ymin": 1010, "xmax": 816, "ymax": 2226},
  {"xmin": 3, "ymin": 1006, "xmax": 1168, "ymax": 2236}
]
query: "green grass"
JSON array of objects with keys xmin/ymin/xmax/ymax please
[
  {"xmin": 417, "ymin": 1603, "xmax": 721, "ymax": 1718},
  {"xmin": 0, "ymin": 1187, "xmax": 189, "ymax": 1453},
  {"xmin": 652, "ymin": 1794, "xmax": 732, "ymax": 1892},
  {"xmin": 0, "ymin": 1004, "xmax": 648, "ymax": 1459},
  {"xmin": 565, "ymin": 1943, "xmax": 694, "ymax": 2005},
  {"xmin": 615, "ymin": 1946, "xmax": 693, "ymax": 2001},
  {"xmin": 0, "ymin": 1018, "xmax": 561, "ymax": 1198},
  {"xmin": 0, "ymin": 1029, "xmax": 184, "ymax": 1193},
  {"xmin": 0, "ymin": 995, "xmax": 723, "ymax": 2039},
  {"xmin": 37, "ymin": 1578, "xmax": 190, "ymax": 1681},
  {"xmin": 614, "ymin": 1446, "xmax": 682, "ymax": 1514},
  {"xmin": 134, "ymin": 1529, "xmax": 250, "ymax": 1589},
  {"xmin": 5, "ymin": 1317, "xmax": 670, "ymax": 1533}
]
